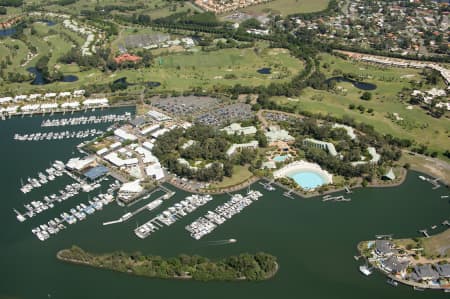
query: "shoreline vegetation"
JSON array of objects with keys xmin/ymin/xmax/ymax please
[{"xmin": 57, "ymin": 246, "xmax": 279, "ymax": 282}]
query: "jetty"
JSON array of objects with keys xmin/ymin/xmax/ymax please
[
  {"xmin": 322, "ymin": 195, "xmax": 351, "ymax": 202},
  {"xmin": 103, "ymin": 187, "xmax": 174, "ymax": 226},
  {"xmin": 419, "ymin": 229, "xmax": 430, "ymax": 238}
]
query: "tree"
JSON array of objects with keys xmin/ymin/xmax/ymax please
[{"xmin": 360, "ymin": 92, "xmax": 372, "ymax": 101}]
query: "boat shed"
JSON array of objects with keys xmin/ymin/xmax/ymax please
[{"xmin": 83, "ymin": 165, "xmax": 109, "ymax": 181}]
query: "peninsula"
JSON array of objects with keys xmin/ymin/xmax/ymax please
[{"xmin": 57, "ymin": 246, "xmax": 278, "ymax": 281}]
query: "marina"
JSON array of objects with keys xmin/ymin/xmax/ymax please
[
  {"xmin": 32, "ymin": 192, "xmax": 115, "ymax": 241},
  {"xmin": 13, "ymin": 129, "xmax": 103, "ymax": 141},
  {"xmin": 102, "ymin": 187, "xmax": 175, "ymax": 226},
  {"xmin": 0, "ymin": 108, "xmax": 449, "ymax": 299},
  {"xmin": 186, "ymin": 190, "xmax": 262, "ymax": 240},
  {"xmin": 16, "ymin": 178, "xmax": 119, "ymax": 222},
  {"xmin": 19, "ymin": 160, "xmax": 65, "ymax": 194},
  {"xmin": 134, "ymin": 194, "xmax": 213, "ymax": 239},
  {"xmin": 40, "ymin": 113, "xmax": 131, "ymax": 127}
]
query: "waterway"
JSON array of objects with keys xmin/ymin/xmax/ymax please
[{"xmin": 0, "ymin": 108, "xmax": 448, "ymax": 299}]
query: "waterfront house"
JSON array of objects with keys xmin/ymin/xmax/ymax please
[
  {"xmin": 435, "ymin": 264, "xmax": 450, "ymax": 278},
  {"xmin": 412, "ymin": 264, "xmax": 440, "ymax": 281},
  {"xmin": 374, "ymin": 240, "xmax": 395, "ymax": 256},
  {"xmin": 380, "ymin": 256, "xmax": 409, "ymax": 277}
]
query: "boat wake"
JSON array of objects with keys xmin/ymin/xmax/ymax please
[{"xmin": 207, "ymin": 239, "xmax": 237, "ymax": 246}]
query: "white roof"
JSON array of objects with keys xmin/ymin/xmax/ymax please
[
  {"xmin": 114, "ymin": 128, "xmax": 137, "ymax": 141},
  {"xmin": 152, "ymin": 128, "xmax": 169, "ymax": 138},
  {"xmin": 58, "ymin": 92, "xmax": 72, "ymax": 97},
  {"xmin": 0, "ymin": 97, "xmax": 13, "ymax": 103},
  {"xmin": 40, "ymin": 103, "xmax": 58, "ymax": 109},
  {"xmin": 44, "ymin": 93, "xmax": 57, "ymax": 98},
  {"xmin": 135, "ymin": 146, "xmax": 158, "ymax": 164},
  {"xmin": 96, "ymin": 148, "xmax": 108, "ymax": 156},
  {"xmin": 226, "ymin": 140, "xmax": 258, "ymax": 156},
  {"xmin": 110, "ymin": 142, "xmax": 122, "ymax": 149},
  {"xmin": 145, "ymin": 163, "xmax": 164, "ymax": 180},
  {"xmin": 61, "ymin": 101, "xmax": 80, "ymax": 108},
  {"xmin": 147, "ymin": 110, "xmax": 171, "ymax": 121},
  {"xmin": 21, "ymin": 104, "xmax": 40, "ymax": 111},
  {"xmin": 83, "ymin": 98, "xmax": 108, "ymax": 106},
  {"xmin": 66, "ymin": 156, "xmax": 95, "ymax": 171},
  {"xmin": 119, "ymin": 180, "xmax": 143, "ymax": 193},
  {"xmin": 222, "ymin": 123, "xmax": 257, "ymax": 135},
  {"xmin": 142, "ymin": 141, "xmax": 154, "ymax": 151},
  {"xmin": 140, "ymin": 124, "xmax": 160, "ymax": 135},
  {"xmin": 14, "ymin": 95, "xmax": 28, "ymax": 101}
]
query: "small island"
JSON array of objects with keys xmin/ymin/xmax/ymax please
[{"xmin": 57, "ymin": 246, "xmax": 278, "ymax": 281}]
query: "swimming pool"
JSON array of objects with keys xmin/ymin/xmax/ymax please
[
  {"xmin": 288, "ymin": 171, "xmax": 327, "ymax": 190},
  {"xmin": 273, "ymin": 155, "xmax": 289, "ymax": 162}
]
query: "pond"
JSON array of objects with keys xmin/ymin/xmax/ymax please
[
  {"xmin": 27, "ymin": 67, "xmax": 79, "ymax": 85},
  {"xmin": 0, "ymin": 27, "xmax": 16, "ymax": 37},
  {"xmin": 257, "ymin": 67, "xmax": 271, "ymax": 74},
  {"xmin": 147, "ymin": 81, "xmax": 161, "ymax": 88},
  {"xmin": 325, "ymin": 76, "xmax": 377, "ymax": 91}
]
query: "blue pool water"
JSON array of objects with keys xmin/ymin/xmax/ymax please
[
  {"xmin": 288, "ymin": 171, "xmax": 326, "ymax": 190},
  {"xmin": 273, "ymin": 155, "xmax": 289, "ymax": 162}
]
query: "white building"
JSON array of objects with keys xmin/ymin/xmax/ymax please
[
  {"xmin": 226, "ymin": 140, "xmax": 259, "ymax": 156},
  {"xmin": 66, "ymin": 156, "xmax": 95, "ymax": 171},
  {"xmin": 83, "ymin": 98, "xmax": 108, "ymax": 107},
  {"xmin": 265, "ymin": 126, "xmax": 295, "ymax": 143},
  {"xmin": 302, "ymin": 138, "xmax": 338, "ymax": 157},
  {"xmin": 222, "ymin": 123, "xmax": 257, "ymax": 135},
  {"xmin": 114, "ymin": 128, "xmax": 137, "ymax": 141},
  {"xmin": 145, "ymin": 162, "xmax": 165, "ymax": 180}
]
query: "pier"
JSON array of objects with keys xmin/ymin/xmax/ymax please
[
  {"xmin": 102, "ymin": 187, "xmax": 175, "ymax": 226},
  {"xmin": 322, "ymin": 195, "xmax": 351, "ymax": 202},
  {"xmin": 419, "ymin": 229, "xmax": 430, "ymax": 238}
]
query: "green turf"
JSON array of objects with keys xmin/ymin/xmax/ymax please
[
  {"xmin": 270, "ymin": 53, "xmax": 449, "ymax": 157},
  {"xmin": 235, "ymin": 0, "xmax": 329, "ymax": 16}
]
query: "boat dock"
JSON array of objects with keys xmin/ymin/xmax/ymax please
[
  {"xmin": 419, "ymin": 229, "xmax": 430, "ymax": 238},
  {"xmin": 418, "ymin": 175, "xmax": 441, "ymax": 189},
  {"xmin": 322, "ymin": 195, "xmax": 351, "ymax": 202},
  {"xmin": 102, "ymin": 187, "xmax": 175, "ymax": 226},
  {"xmin": 134, "ymin": 194, "xmax": 214, "ymax": 239},
  {"xmin": 259, "ymin": 180, "xmax": 276, "ymax": 191}
]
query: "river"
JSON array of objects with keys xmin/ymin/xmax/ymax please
[{"xmin": 0, "ymin": 108, "xmax": 448, "ymax": 299}]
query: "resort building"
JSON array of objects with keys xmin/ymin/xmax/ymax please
[
  {"xmin": 221, "ymin": 123, "xmax": 257, "ymax": 135},
  {"xmin": 118, "ymin": 180, "xmax": 143, "ymax": 201},
  {"xmin": 367, "ymin": 147, "xmax": 381, "ymax": 164},
  {"xmin": 65, "ymin": 156, "xmax": 96, "ymax": 171},
  {"xmin": 181, "ymin": 140, "xmax": 196, "ymax": 150},
  {"xmin": 302, "ymin": 138, "xmax": 338, "ymax": 157},
  {"xmin": 332, "ymin": 123, "xmax": 357, "ymax": 140},
  {"xmin": 145, "ymin": 162, "xmax": 165, "ymax": 180},
  {"xmin": 114, "ymin": 128, "xmax": 137, "ymax": 141},
  {"xmin": 226, "ymin": 141, "xmax": 259, "ymax": 156},
  {"xmin": 265, "ymin": 126, "xmax": 295, "ymax": 144},
  {"xmin": 114, "ymin": 53, "xmax": 142, "ymax": 64},
  {"xmin": 147, "ymin": 110, "xmax": 171, "ymax": 122}
]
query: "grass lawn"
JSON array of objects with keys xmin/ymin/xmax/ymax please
[
  {"xmin": 0, "ymin": 45, "xmax": 303, "ymax": 94},
  {"xmin": 211, "ymin": 165, "xmax": 253, "ymax": 189},
  {"xmin": 270, "ymin": 53, "xmax": 450, "ymax": 158},
  {"xmin": 422, "ymin": 229, "xmax": 450, "ymax": 257},
  {"xmin": 236, "ymin": 0, "xmax": 329, "ymax": 16}
]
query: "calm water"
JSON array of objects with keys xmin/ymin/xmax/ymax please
[
  {"xmin": 325, "ymin": 76, "xmax": 377, "ymax": 90},
  {"xmin": 288, "ymin": 171, "xmax": 325, "ymax": 190},
  {"xmin": 27, "ymin": 67, "xmax": 79, "ymax": 85},
  {"xmin": 0, "ymin": 108, "xmax": 449, "ymax": 299}
]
